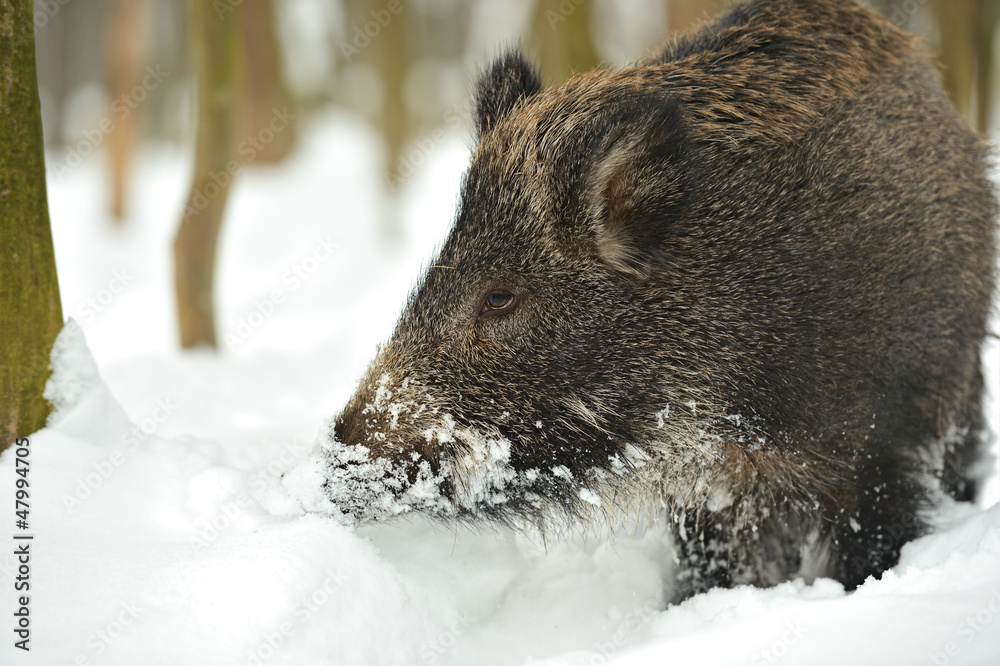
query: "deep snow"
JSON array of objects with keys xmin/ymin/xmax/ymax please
[{"xmin": 1, "ymin": 109, "xmax": 999, "ymax": 665}]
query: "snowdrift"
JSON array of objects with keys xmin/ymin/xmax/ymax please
[
  {"xmin": 2, "ymin": 317, "xmax": 998, "ymax": 665},
  {"xmin": 2, "ymin": 111, "xmax": 998, "ymax": 665}
]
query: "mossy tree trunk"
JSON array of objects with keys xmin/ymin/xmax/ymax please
[
  {"xmin": 0, "ymin": 0, "xmax": 64, "ymax": 450},
  {"xmin": 173, "ymin": 0, "xmax": 243, "ymax": 348}
]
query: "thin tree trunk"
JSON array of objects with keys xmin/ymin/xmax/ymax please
[
  {"xmin": 666, "ymin": 0, "xmax": 730, "ymax": 35},
  {"xmin": 529, "ymin": 0, "xmax": 600, "ymax": 85},
  {"xmin": 378, "ymin": 0, "xmax": 408, "ymax": 188},
  {"xmin": 932, "ymin": 0, "xmax": 977, "ymax": 131},
  {"xmin": 973, "ymin": 0, "xmax": 998, "ymax": 134},
  {"xmin": 173, "ymin": 0, "xmax": 242, "ymax": 348},
  {"xmin": 340, "ymin": 0, "xmax": 412, "ymax": 236},
  {"xmin": 106, "ymin": 0, "xmax": 152, "ymax": 221},
  {"xmin": 0, "ymin": 0, "xmax": 65, "ymax": 450},
  {"xmin": 240, "ymin": 0, "xmax": 297, "ymax": 164}
]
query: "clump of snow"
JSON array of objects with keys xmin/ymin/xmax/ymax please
[
  {"xmin": 579, "ymin": 488, "xmax": 603, "ymax": 506},
  {"xmin": 285, "ymin": 414, "xmax": 556, "ymax": 523},
  {"xmin": 444, "ymin": 424, "xmax": 520, "ymax": 511},
  {"xmin": 655, "ymin": 405, "xmax": 670, "ymax": 428},
  {"xmin": 42, "ymin": 318, "xmax": 132, "ymax": 441},
  {"xmin": 283, "ymin": 426, "xmax": 450, "ymax": 523},
  {"xmin": 286, "ymin": 374, "xmax": 603, "ymax": 523}
]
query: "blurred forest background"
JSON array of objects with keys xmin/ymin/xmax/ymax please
[{"xmin": 30, "ymin": 0, "xmax": 1000, "ymax": 347}]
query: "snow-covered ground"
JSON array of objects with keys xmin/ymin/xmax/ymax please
[{"xmin": 2, "ymin": 109, "xmax": 999, "ymax": 665}]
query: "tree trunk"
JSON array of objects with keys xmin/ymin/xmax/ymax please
[
  {"xmin": 376, "ymin": 0, "xmax": 410, "ymax": 205},
  {"xmin": 106, "ymin": 0, "xmax": 152, "ymax": 221},
  {"xmin": 0, "ymin": 0, "xmax": 65, "ymax": 450},
  {"xmin": 932, "ymin": 0, "xmax": 977, "ymax": 131},
  {"xmin": 173, "ymin": 0, "xmax": 243, "ymax": 348},
  {"xmin": 973, "ymin": 0, "xmax": 998, "ymax": 134},
  {"xmin": 666, "ymin": 0, "xmax": 731, "ymax": 35},
  {"xmin": 240, "ymin": 0, "xmax": 297, "ymax": 164},
  {"xmin": 529, "ymin": 0, "xmax": 600, "ymax": 85}
]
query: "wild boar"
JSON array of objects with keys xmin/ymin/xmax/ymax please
[{"xmin": 295, "ymin": 0, "xmax": 997, "ymax": 600}]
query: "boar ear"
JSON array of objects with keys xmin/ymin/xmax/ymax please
[
  {"xmin": 475, "ymin": 49, "xmax": 542, "ymax": 138},
  {"xmin": 586, "ymin": 95, "xmax": 692, "ymax": 279}
]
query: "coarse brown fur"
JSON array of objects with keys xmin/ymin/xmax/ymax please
[{"xmin": 318, "ymin": 0, "xmax": 997, "ymax": 601}]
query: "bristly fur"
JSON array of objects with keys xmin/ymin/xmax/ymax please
[
  {"xmin": 317, "ymin": 0, "xmax": 997, "ymax": 602},
  {"xmin": 473, "ymin": 49, "xmax": 542, "ymax": 139}
]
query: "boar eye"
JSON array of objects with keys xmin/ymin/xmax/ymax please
[{"xmin": 479, "ymin": 292, "xmax": 516, "ymax": 316}]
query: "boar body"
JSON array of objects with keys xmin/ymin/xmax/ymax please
[{"xmin": 310, "ymin": 0, "xmax": 997, "ymax": 600}]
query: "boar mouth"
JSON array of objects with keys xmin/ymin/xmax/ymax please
[
  {"xmin": 310, "ymin": 431, "xmax": 450, "ymax": 523},
  {"xmin": 288, "ymin": 409, "xmax": 613, "ymax": 528},
  {"xmin": 317, "ymin": 413, "xmax": 523, "ymax": 524},
  {"xmin": 309, "ymin": 440, "xmax": 645, "ymax": 539},
  {"xmin": 284, "ymin": 374, "xmax": 630, "ymax": 527}
]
